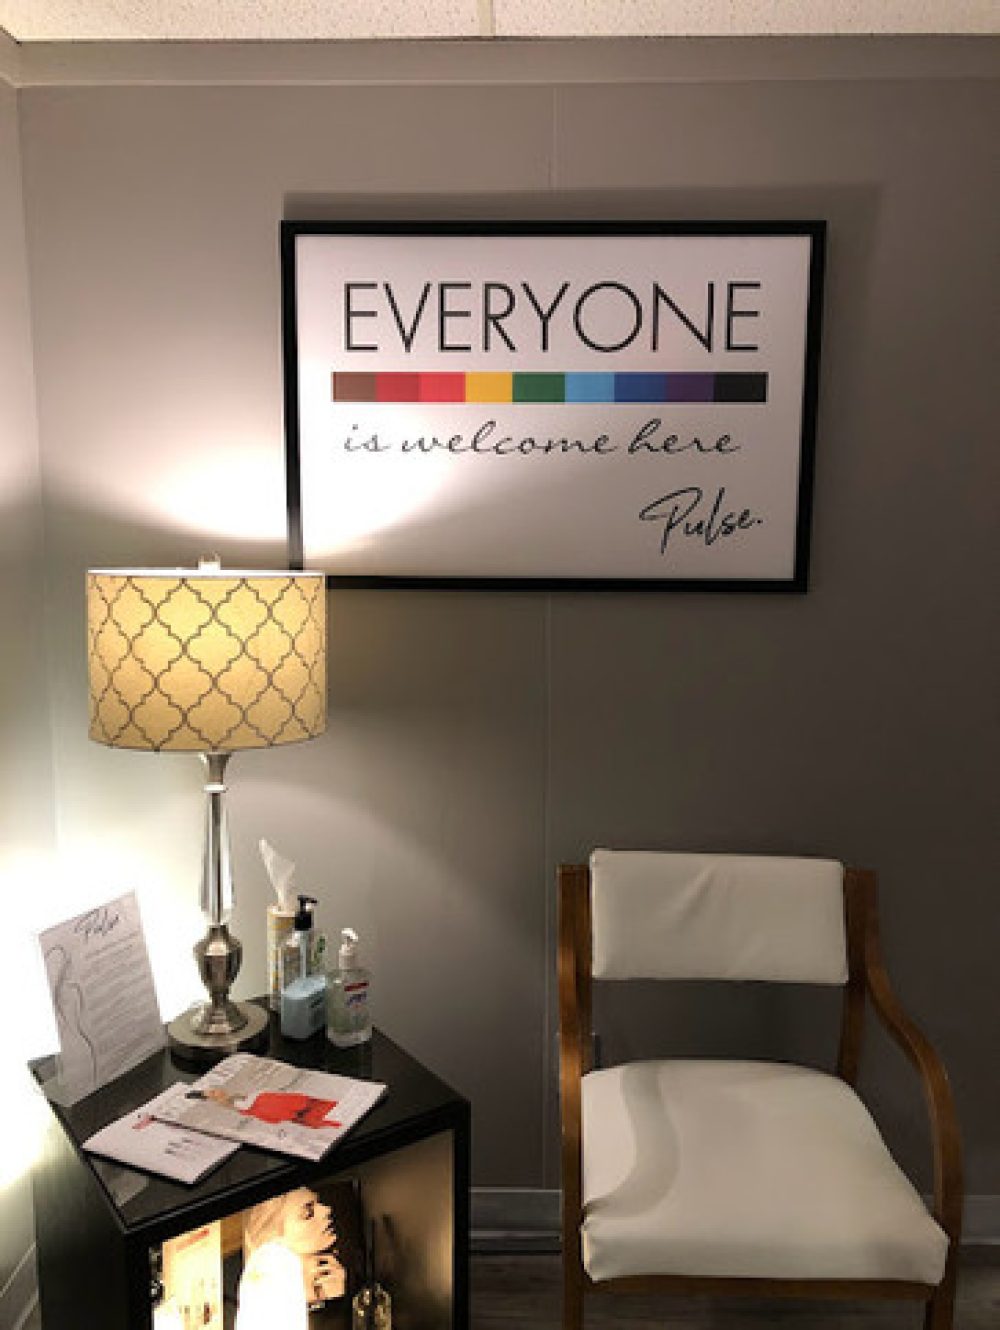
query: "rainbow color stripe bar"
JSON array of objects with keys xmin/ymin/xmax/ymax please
[{"xmin": 332, "ymin": 371, "xmax": 767, "ymax": 405}]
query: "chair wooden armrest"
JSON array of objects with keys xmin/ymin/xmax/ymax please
[
  {"xmin": 558, "ymin": 864, "xmax": 592, "ymax": 1325},
  {"xmin": 850, "ymin": 870, "xmax": 964, "ymax": 1246}
]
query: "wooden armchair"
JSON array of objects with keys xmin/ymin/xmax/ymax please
[{"xmin": 558, "ymin": 852, "xmax": 962, "ymax": 1329}]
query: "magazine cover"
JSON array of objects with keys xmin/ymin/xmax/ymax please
[
  {"xmin": 154, "ymin": 1054, "xmax": 388, "ymax": 1162},
  {"xmin": 241, "ymin": 1179, "xmax": 364, "ymax": 1316}
]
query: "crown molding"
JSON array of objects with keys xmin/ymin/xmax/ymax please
[
  {"xmin": 2, "ymin": 0, "xmax": 994, "ymax": 44},
  {"xmin": 9, "ymin": 34, "xmax": 998, "ymax": 90}
]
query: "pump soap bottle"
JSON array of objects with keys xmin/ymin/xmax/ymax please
[
  {"xmin": 280, "ymin": 895, "xmax": 326, "ymax": 1039},
  {"xmin": 280, "ymin": 894, "xmax": 317, "ymax": 988},
  {"xmin": 327, "ymin": 928, "xmax": 372, "ymax": 1048}
]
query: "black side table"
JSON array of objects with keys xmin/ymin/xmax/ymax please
[{"xmin": 30, "ymin": 1006, "xmax": 470, "ymax": 1330}]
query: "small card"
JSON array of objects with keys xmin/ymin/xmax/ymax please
[
  {"xmin": 39, "ymin": 892, "xmax": 165, "ymax": 1102},
  {"xmin": 83, "ymin": 1084, "xmax": 240, "ymax": 1185}
]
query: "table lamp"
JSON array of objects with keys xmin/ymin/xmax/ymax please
[{"xmin": 86, "ymin": 559, "xmax": 327, "ymax": 1060}]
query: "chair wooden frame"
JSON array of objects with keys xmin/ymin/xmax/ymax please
[{"xmin": 558, "ymin": 863, "xmax": 963, "ymax": 1330}]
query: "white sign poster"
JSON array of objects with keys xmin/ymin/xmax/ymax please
[
  {"xmin": 282, "ymin": 223, "xmax": 824, "ymax": 589},
  {"xmin": 39, "ymin": 892, "xmax": 164, "ymax": 1102}
]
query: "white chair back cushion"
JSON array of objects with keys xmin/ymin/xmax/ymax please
[{"xmin": 590, "ymin": 850, "xmax": 848, "ymax": 983}]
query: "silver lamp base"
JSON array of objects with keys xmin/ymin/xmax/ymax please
[
  {"xmin": 166, "ymin": 917, "xmax": 270, "ymax": 1063},
  {"xmin": 165, "ymin": 755, "xmax": 272, "ymax": 1064},
  {"xmin": 167, "ymin": 998, "xmax": 269, "ymax": 1063}
]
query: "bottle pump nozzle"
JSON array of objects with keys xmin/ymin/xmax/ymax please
[
  {"xmin": 294, "ymin": 894, "xmax": 317, "ymax": 930},
  {"xmin": 339, "ymin": 927, "xmax": 359, "ymax": 969}
]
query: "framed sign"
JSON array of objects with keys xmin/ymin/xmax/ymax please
[{"xmin": 282, "ymin": 221, "xmax": 824, "ymax": 590}]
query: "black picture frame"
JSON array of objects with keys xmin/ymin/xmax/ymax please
[{"xmin": 282, "ymin": 220, "xmax": 825, "ymax": 592}]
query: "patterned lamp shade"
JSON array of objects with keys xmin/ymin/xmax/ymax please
[{"xmin": 87, "ymin": 567, "xmax": 327, "ymax": 752}]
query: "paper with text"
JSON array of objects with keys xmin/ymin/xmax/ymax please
[
  {"xmin": 83, "ymin": 1083, "xmax": 239, "ymax": 1184},
  {"xmin": 39, "ymin": 892, "xmax": 164, "ymax": 1102}
]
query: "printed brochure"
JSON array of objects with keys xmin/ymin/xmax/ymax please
[{"xmin": 83, "ymin": 1083, "xmax": 239, "ymax": 1184}]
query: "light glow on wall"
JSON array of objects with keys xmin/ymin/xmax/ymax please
[
  {"xmin": 47, "ymin": 837, "xmax": 206, "ymax": 1019},
  {"xmin": 0, "ymin": 850, "xmax": 60, "ymax": 1188},
  {"xmin": 48, "ymin": 425, "xmax": 289, "ymax": 543},
  {"xmin": 16, "ymin": 841, "xmax": 203, "ymax": 1017},
  {"xmin": 298, "ymin": 403, "xmax": 451, "ymax": 560},
  {"xmin": 151, "ymin": 442, "xmax": 288, "ymax": 541},
  {"xmin": 0, "ymin": 842, "xmax": 204, "ymax": 1189}
]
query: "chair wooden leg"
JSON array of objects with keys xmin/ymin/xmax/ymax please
[
  {"xmin": 562, "ymin": 1249, "xmax": 583, "ymax": 1330},
  {"xmin": 924, "ymin": 1264, "xmax": 957, "ymax": 1330}
]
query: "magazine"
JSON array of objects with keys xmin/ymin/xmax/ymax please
[
  {"xmin": 161, "ymin": 1220, "xmax": 223, "ymax": 1330},
  {"xmin": 83, "ymin": 1083, "xmax": 239, "ymax": 1184},
  {"xmin": 240, "ymin": 1178, "xmax": 364, "ymax": 1312},
  {"xmin": 153, "ymin": 1053, "xmax": 388, "ymax": 1162}
]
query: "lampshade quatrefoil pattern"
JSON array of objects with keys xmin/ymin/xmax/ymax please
[{"xmin": 87, "ymin": 571, "xmax": 327, "ymax": 752}]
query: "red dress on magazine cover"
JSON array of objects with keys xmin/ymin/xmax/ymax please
[{"xmin": 236, "ymin": 1092, "xmax": 341, "ymax": 1129}]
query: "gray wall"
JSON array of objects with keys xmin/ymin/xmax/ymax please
[
  {"xmin": 12, "ymin": 40, "xmax": 999, "ymax": 1208},
  {"xmin": 0, "ymin": 69, "xmax": 50, "ymax": 1317}
]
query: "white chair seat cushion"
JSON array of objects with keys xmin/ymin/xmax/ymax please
[{"xmin": 581, "ymin": 1059, "xmax": 948, "ymax": 1285}]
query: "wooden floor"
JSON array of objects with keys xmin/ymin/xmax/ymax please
[
  {"xmin": 25, "ymin": 1252, "xmax": 1000, "ymax": 1328},
  {"xmin": 470, "ymin": 1253, "xmax": 1000, "ymax": 1329}
]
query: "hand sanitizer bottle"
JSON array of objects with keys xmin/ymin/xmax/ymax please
[{"xmin": 327, "ymin": 928, "xmax": 372, "ymax": 1048}]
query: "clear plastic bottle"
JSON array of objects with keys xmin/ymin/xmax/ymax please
[
  {"xmin": 327, "ymin": 928, "xmax": 372, "ymax": 1047},
  {"xmin": 280, "ymin": 895, "xmax": 325, "ymax": 1040},
  {"xmin": 352, "ymin": 1220, "xmax": 391, "ymax": 1330},
  {"xmin": 352, "ymin": 1282, "xmax": 391, "ymax": 1330},
  {"xmin": 279, "ymin": 894, "xmax": 317, "ymax": 988}
]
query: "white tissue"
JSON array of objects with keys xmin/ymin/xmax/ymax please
[{"xmin": 259, "ymin": 839, "xmax": 296, "ymax": 912}]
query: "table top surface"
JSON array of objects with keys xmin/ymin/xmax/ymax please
[{"xmin": 31, "ymin": 1003, "xmax": 468, "ymax": 1241}]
